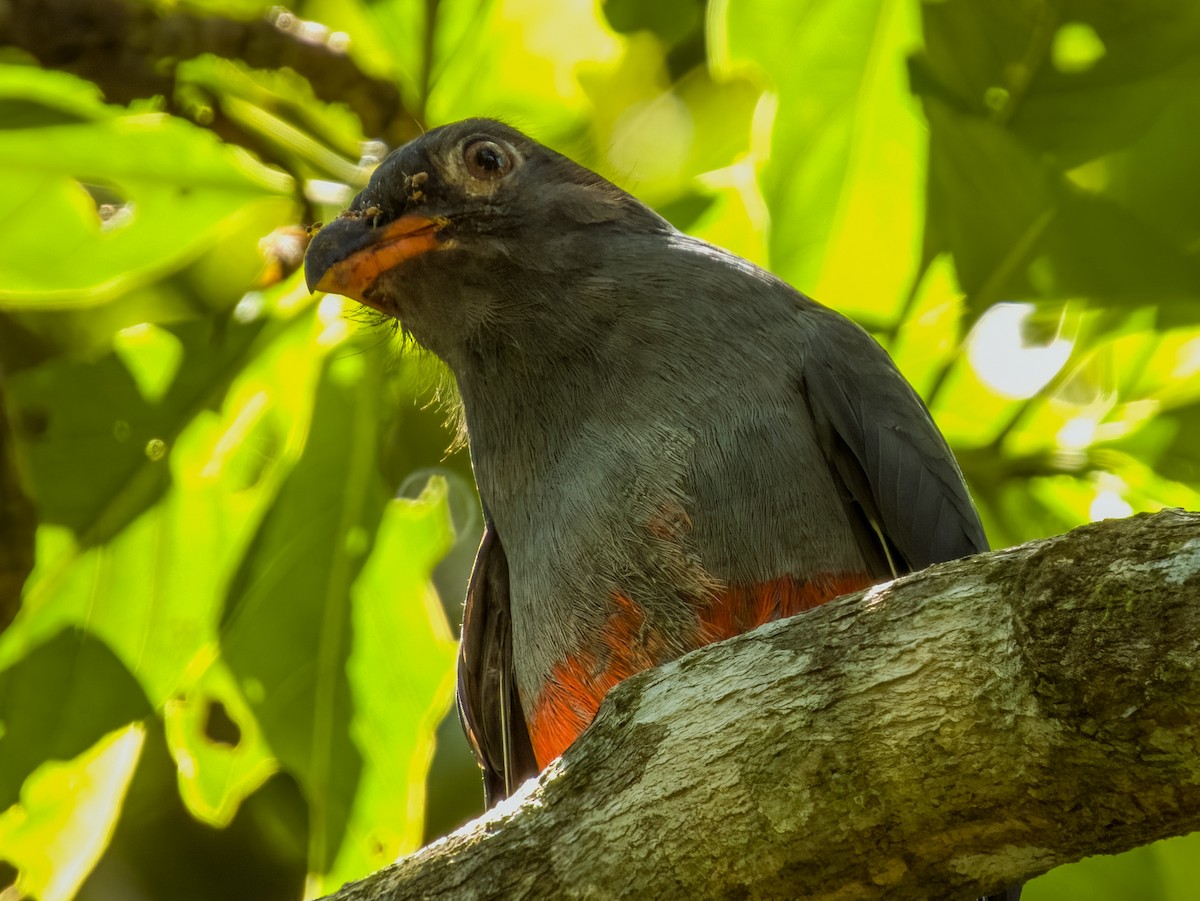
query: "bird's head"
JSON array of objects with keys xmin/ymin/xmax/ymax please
[{"xmin": 304, "ymin": 119, "xmax": 671, "ymax": 365}]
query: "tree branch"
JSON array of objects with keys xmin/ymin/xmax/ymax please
[
  {"xmin": 0, "ymin": 0, "xmax": 420, "ymax": 147},
  {"xmin": 328, "ymin": 509, "xmax": 1200, "ymax": 900}
]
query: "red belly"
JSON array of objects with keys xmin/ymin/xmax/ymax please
[{"xmin": 525, "ymin": 572, "xmax": 873, "ymax": 768}]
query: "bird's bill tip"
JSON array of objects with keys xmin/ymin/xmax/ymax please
[{"xmin": 303, "ymin": 213, "xmax": 448, "ymax": 302}]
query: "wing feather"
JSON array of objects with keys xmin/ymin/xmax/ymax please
[
  {"xmin": 457, "ymin": 523, "xmax": 538, "ymax": 807},
  {"xmin": 800, "ymin": 307, "xmax": 987, "ymax": 573}
]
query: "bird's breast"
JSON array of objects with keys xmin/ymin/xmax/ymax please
[
  {"xmin": 459, "ymin": 312, "xmax": 876, "ymax": 763},
  {"xmin": 473, "ymin": 401, "xmax": 873, "ymax": 764}
]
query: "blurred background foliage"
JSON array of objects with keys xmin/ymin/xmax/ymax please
[{"xmin": 0, "ymin": 0, "xmax": 1197, "ymax": 898}]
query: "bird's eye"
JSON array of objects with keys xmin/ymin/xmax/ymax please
[{"xmin": 464, "ymin": 140, "xmax": 513, "ymax": 180}]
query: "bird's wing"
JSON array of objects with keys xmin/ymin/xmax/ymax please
[
  {"xmin": 456, "ymin": 522, "xmax": 538, "ymax": 807},
  {"xmin": 799, "ymin": 305, "xmax": 988, "ymax": 575}
]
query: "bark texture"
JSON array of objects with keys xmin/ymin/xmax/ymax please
[{"xmin": 329, "ymin": 509, "xmax": 1200, "ymax": 900}]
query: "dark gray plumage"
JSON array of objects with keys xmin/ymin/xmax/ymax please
[{"xmin": 305, "ymin": 118, "xmax": 1008, "ymax": 900}]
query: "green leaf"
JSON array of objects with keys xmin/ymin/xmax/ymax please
[
  {"xmin": 1026, "ymin": 831, "xmax": 1200, "ymax": 900},
  {"xmin": 112, "ymin": 323, "xmax": 186, "ymax": 405},
  {"xmin": 917, "ymin": 0, "xmax": 1200, "ymax": 167},
  {"xmin": 913, "ymin": 0, "xmax": 1200, "ymax": 316},
  {"xmin": 331, "ymin": 480, "xmax": 456, "ymax": 886},
  {"xmin": 176, "ymin": 55, "xmax": 371, "ymax": 182},
  {"xmin": 887, "ymin": 254, "xmax": 967, "ymax": 397},
  {"xmin": 5, "ymin": 318, "xmax": 265, "ymax": 543},
  {"xmin": 0, "ymin": 66, "xmax": 294, "ymax": 307},
  {"xmin": 0, "ymin": 724, "xmax": 144, "ymax": 901},
  {"xmin": 1, "ymin": 303, "xmax": 325, "ymax": 705},
  {"xmin": 711, "ymin": 0, "xmax": 928, "ymax": 321},
  {"xmin": 0, "ymin": 630, "xmax": 150, "ymax": 809},
  {"xmin": 430, "ymin": 0, "xmax": 625, "ymax": 128},
  {"xmin": 162, "ymin": 659, "xmax": 278, "ymax": 828},
  {"xmin": 584, "ymin": 57, "xmax": 760, "ymax": 210},
  {"xmin": 0, "ymin": 298, "xmax": 343, "ymax": 861},
  {"xmin": 220, "ymin": 350, "xmax": 456, "ymax": 890},
  {"xmin": 922, "ymin": 99, "xmax": 1056, "ymax": 306},
  {"xmin": 0, "ymin": 65, "xmax": 109, "ymax": 127},
  {"xmin": 303, "ymin": 0, "xmax": 626, "ymax": 133}
]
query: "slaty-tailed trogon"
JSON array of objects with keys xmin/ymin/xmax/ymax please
[{"xmin": 305, "ymin": 119, "xmax": 1015, "ymax": 900}]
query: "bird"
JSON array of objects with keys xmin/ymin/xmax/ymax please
[{"xmin": 305, "ymin": 118, "xmax": 1014, "ymax": 900}]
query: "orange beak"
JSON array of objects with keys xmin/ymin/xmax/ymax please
[{"xmin": 304, "ymin": 213, "xmax": 448, "ymax": 308}]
